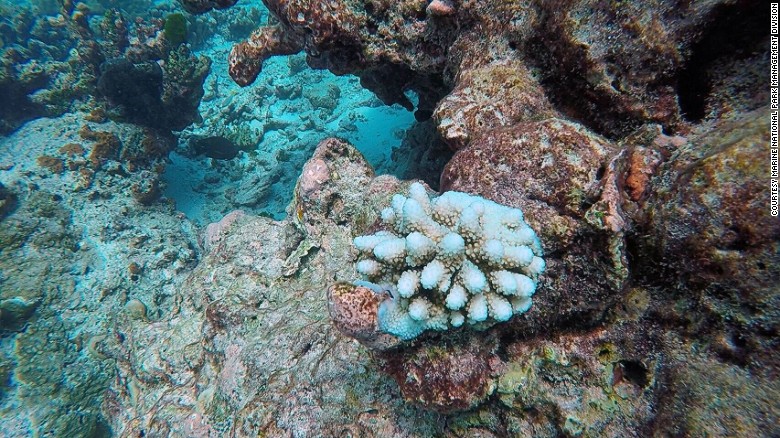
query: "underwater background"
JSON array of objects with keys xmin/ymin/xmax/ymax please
[{"xmin": 0, "ymin": 0, "xmax": 776, "ymax": 436}]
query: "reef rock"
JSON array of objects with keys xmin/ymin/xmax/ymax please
[
  {"xmin": 0, "ymin": 114, "xmax": 198, "ymax": 436},
  {"xmin": 0, "ymin": 5, "xmax": 212, "ymax": 135},
  {"xmin": 62, "ymin": 129, "xmax": 772, "ymax": 435},
  {"xmin": 440, "ymin": 118, "xmax": 627, "ymax": 333},
  {"xmin": 221, "ymin": 0, "xmax": 767, "ymax": 143},
  {"xmin": 433, "ymin": 60, "xmax": 555, "ymax": 150},
  {"xmin": 97, "ymin": 47, "xmax": 211, "ymax": 131},
  {"xmin": 102, "ymin": 138, "xmax": 445, "ymax": 436},
  {"xmin": 376, "ymin": 335, "xmax": 503, "ymax": 414},
  {"xmin": 1, "ymin": 0, "xmax": 774, "ymax": 435},
  {"xmin": 633, "ymin": 107, "xmax": 780, "ymax": 369}
]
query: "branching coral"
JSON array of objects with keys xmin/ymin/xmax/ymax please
[{"xmin": 353, "ymin": 182, "xmax": 545, "ymax": 340}]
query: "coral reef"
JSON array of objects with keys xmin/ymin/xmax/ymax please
[
  {"xmin": 0, "ymin": 114, "xmax": 199, "ymax": 435},
  {"xmin": 99, "ymin": 139, "xmax": 447, "ymax": 436},
  {"xmin": 0, "ymin": 6, "xmax": 82, "ymax": 133},
  {"xmin": 175, "ymin": 41, "xmax": 421, "ymax": 223},
  {"xmin": 97, "ymin": 135, "xmax": 779, "ymax": 433},
  {"xmin": 225, "ymin": 0, "xmax": 455, "ymax": 112},
  {"xmin": 0, "ymin": 0, "xmax": 775, "ymax": 436},
  {"xmin": 221, "ymin": 0, "xmax": 767, "ymax": 140},
  {"xmin": 97, "ymin": 44, "xmax": 211, "ymax": 131},
  {"xmin": 0, "ymin": 2, "xmax": 211, "ymax": 136},
  {"xmin": 222, "ymin": 0, "xmax": 774, "ymax": 427}
]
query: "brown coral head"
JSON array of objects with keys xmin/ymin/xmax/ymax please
[
  {"xmin": 378, "ymin": 342, "xmax": 500, "ymax": 413},
  {"xmin": 327, "ymin": 282, "xmax": 401, "ymax": 351}
]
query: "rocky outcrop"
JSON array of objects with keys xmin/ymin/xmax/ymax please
[{"xmin": 177, "ymin": 1, "xmax": 778, "ymax": 434}]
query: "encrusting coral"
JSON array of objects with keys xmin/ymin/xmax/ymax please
[{"xmin": 353, "ymin": 182, "xmax": 545, "ymax": 340}]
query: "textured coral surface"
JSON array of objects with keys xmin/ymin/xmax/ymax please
[{"xmin": 352, "ymin": 183, "xmax": 544, "ymax": 340}]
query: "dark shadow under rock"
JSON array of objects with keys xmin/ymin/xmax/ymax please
[{"xmin": 390, "ymin": 120, "xmax": 453, "ymax": 191}]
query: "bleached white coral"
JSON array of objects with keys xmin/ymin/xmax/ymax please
[
  {"xmin": 397, "ymin": 270, "xmax": 420, "ymax": 298},
  {"xmin": 445, "ymin": 284, "xmax": 468, "ymax": 310},
  {"xmin": 354, "ymin": 182, "xmax": 545, "ymax": 340},
  {"xmin": 408, "ymin": 297, "xmax": 432, "ymax": 321}
]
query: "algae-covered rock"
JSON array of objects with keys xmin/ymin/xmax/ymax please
[
  {"xmin": 0, "ymin": 115, "xmax": 201, "ymax": 436},
  {"xmin": 163, "ymin": 13, "xmax": 188, "ymax": 46},
  {"xmin": 14, "ymin": 320, "xmax": 112, "ymax": 437},
  {"xmin": 101, "ymin": 139, "xmax": 444, "ymax": 436},
  {"xmin": 440, "ymin": 118, "xmax": 626, "ymax": 334},
  {"xmin": 0, "ymin": 0, "xmax": 774, "ymax": 436},
  {"xmin": 653, "ymin": 353, "xmax": 780, "ymax": 436},
  {"xmin": 636, "ymin": 107, "xmax": 779, "ymax": 366},
  {"xmin": 434, "ymin": 60, "xmax": 555, "ymax": 150},
  {"xmin": 161, "ymin": 45, "xmax": 211, "ymax": 130},
  {"xmin": 377, "ymin": 338, "xmax": 502, "ymax": 414},
  {"xmin": 0, "ymin": 190, "xmax": 76, "ymax": 252}
]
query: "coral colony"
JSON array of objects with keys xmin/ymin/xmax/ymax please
[{"xmin": 353, "ymin": 183, "xmax": 544, "ymax": 340}]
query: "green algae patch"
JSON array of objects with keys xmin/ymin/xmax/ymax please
[
  {"xmin": 164, "ymin": 13, "xmax": 188, "ymax": 46},
  {"xmin": 497, "ymin": 361, "xmax": 534, "ymax": 408}
]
